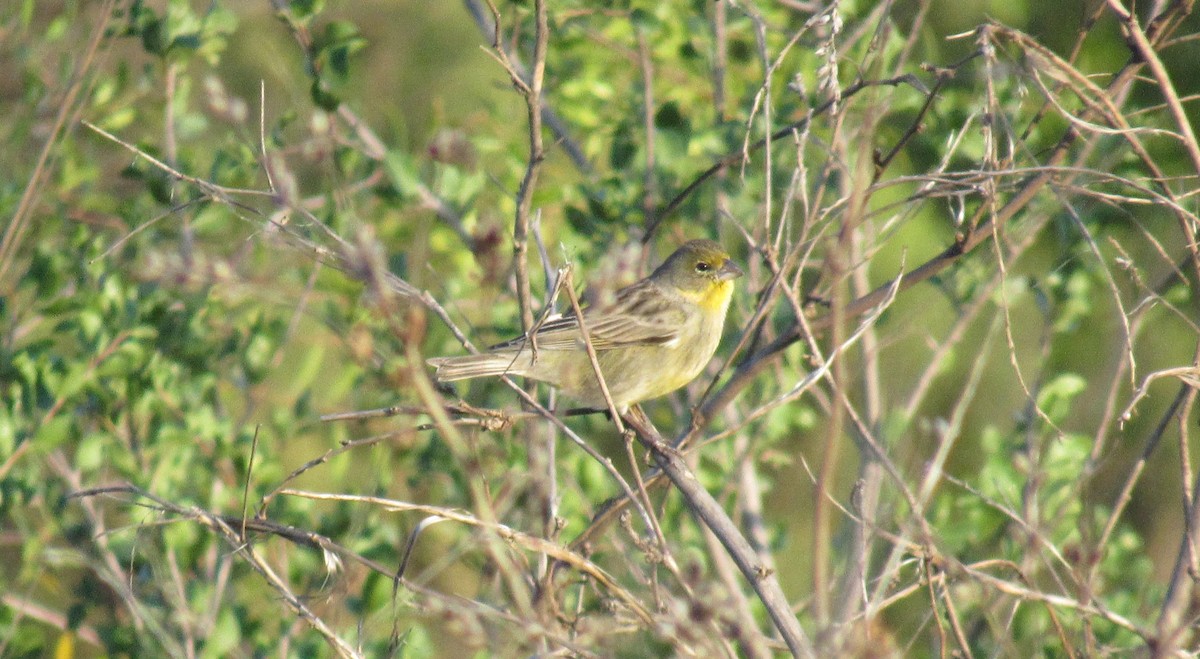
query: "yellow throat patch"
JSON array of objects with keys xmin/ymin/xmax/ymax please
[{"xmin": 695, "ymin": 279, "xmax": 734, "ymax": 312}]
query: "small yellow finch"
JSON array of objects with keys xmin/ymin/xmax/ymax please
[{"xmin": 427, "ymin": 239, "xmax": 743, "ymax": 412}]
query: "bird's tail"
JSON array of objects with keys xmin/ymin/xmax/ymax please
[{"xmin": 426, "ymin": 353, "xmax": 528, "ymax": 382}]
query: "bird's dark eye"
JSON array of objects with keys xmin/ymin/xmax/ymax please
[{"xmin": 695, "ymin": 262, "xmax": 712, "ymax": 273}]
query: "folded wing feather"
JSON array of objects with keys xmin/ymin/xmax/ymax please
[{"xmin": 489, "ymin": 281, "xmax": 686, "ymax": 352}]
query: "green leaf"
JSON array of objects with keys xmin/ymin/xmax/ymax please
[
  {"xmin": 384, "ymin": 150, "xmax": 422, "ymax": 201},
  {"xmin": 1036, "ymin": 373, "xmax": 1087, "ymax": 426},
  {"xmin": 653, "ymin": 101, "xmax": 689, "ymax": 132},
  {"xmin": 609, "ymin": 123, "xmax": 638, "ymax": 169},
  {"xmin": 76, "ymin": 432, "xmax": 109, "ymax": 472},
  {"xmin": 200, "ymin": 607, "xmax": 241, "ymax": 659},
  {"xmin": 34, "ymin": 416, "xmax": 73, "ymax": 450}
]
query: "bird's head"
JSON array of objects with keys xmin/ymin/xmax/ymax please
[{"xmin": 651, "ymin": 239, "xmax": 744, "ymax": 309}]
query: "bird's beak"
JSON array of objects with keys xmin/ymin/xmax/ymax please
[{"xmin": 718, "ymin": 259, "xmax": 744, "ymax": 281}]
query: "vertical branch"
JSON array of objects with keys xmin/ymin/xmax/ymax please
[
  {"xmin": 811, "ymin": 249, "xmax": 847, "ymax": 625},
  {"xmin": 482, "ymin": 8, "xmax": 558, "ymax": 623},
  {"xmin": 512, "ymin": 0, "xmax": 549, "ymax": 335},
  {"xmin": 531, "ymin": 221, "xmax": 559, "ymax": 585},
  {"xmin": 711, "ymin": 0, "xmax": 733, "ymax": 273},
  {"xmin": 712, "ymin": 0, "xmax": 728, "ymax": 120},
  {"xmin": 638, "ymin": 32, "xmax": 658, "ymax": 229},
  {"xmin": 1153, "ymin": 379, "xmax": 1200, "ymax": 656},
  {"xmin": 747, "ymin": 9, "xmax": 774, "ymax": 247},
  {"xmin": 701, "ymin": 523, "xmax": 774, "ymax": 659},
  {"xmin": 811, "ymin": 6, "xmax": 851, "ymax": 625},
  {"xmin": 731, "ymin": 408, "xmax": 779, "ymax": 574},
  {"xmin": 833, "ymin": 227, "xmax": 883, "ymax": 627},
  {"xmin": 508, "ymin": 8, "xmax": 553, "ymax": 626}
]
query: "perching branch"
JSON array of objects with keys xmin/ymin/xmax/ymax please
[{"xmin": 621, "ymin": 407, "xmax": 814, "ymax": 658}]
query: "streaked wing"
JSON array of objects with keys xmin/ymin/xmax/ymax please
[
  {"xmin": 489, "ymin": 280, "xmax": 685, "ymax": 351},
  {"xmin": 582, "ymin": 281, "xmax": 687, "ymax": 348}
]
